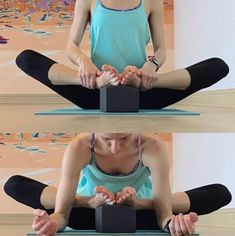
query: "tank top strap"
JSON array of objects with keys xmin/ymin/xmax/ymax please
[
  {"xmin": 89, "ymin": 133, "xmax": 96, "ymax": 164},
  {"xmin": 137, "ymin": 134, "xmax": 143, "ymax": 165}
]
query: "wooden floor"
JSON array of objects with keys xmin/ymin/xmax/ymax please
[
  {"xmin": 1, "ymin": 103, "xmax": 235, "ymax": 132},
  {"xmin": 0, "ymin": 90, "xmax": 234, "ymax": 132}
]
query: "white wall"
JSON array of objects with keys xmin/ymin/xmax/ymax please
[
  {"xmin": 174, "ymin": 0, "xmax": 235, "ymax": 90},
  {"xmin": 172, "ymin": 133, "xmax": 235, "ymax": 208}
]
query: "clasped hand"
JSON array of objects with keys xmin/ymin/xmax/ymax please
[
  {"xmin": 89, "ymin": 186, "xmax": 137, "ymax": 208},
  {"xmin": 78, "ymin": 59, "xmax": 158, "ymax": 90}
]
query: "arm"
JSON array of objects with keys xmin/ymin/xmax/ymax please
[
  {"xmin": 50, "ymin": 136, "xmax": 91, "ymax": 231},
  {"xmin": 137, "ymin": 0, "xmax": 167, "ymax": 90},
  {"xmin": 66, "ymin": 0, "xmax": 91, "ymax": 66},
  {"xmin": 66, "ymin": 0, "xmax": 101, "ymax": 89},
  {"xmin": 148, "ymin": 0, "xmax": 166, "ymax": 67},
  {"xmin": 142, "ymin": 137, "xmax": 172, "ymax": 230}
]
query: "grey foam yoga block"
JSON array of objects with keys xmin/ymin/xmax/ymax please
[
  {"xmin": 95, "ymin": 205, "xmax": 136, "ymax": 233},
  {"xmin": 100, "ymin": 85, "xmax": 139, "ymax": 112}
]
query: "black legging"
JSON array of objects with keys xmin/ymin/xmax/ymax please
[
  {"xmin": 4, "ymin": 175, "xmax": 232, "ymax": 230},
  {"xmin": 15, "ymin": 50, "xmax": 229, "ymax": 109}
]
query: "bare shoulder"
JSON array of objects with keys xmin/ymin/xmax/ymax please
[
  {"xmin": 74, "ymin": 0, "xmax": 93, "ymax": 13},
  {"xmin": 145, "ymin": 0, "xmax": 163, "ymax": 15},
  {"xmin": 141, "ymin": 134, "xmax": 166, "ymax": 151},
  {"xmin": 63, "ymin": 133, "xmax": 91, "ymax": 166},
  {"xmin": 140, "ymin": 134, "xmax": 169, "ymax": 167}
]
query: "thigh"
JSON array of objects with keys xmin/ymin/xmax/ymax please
[{"xmin": 139, "ymin": 88, "xmax": 194, "ymax": 109}]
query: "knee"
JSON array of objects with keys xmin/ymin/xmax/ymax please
[
  {"xmin": 15, "ymin": 49, "xmax": 36, "ymax": 71},
  {"xmin": 208, "ymin": 58, "xmax": 230, "ymax": 78},
  {"xmin": 213, "ymin": 184, "xmax": 232, "ymax": 206},
  {"xmin": 4, "ymin": 175, "xmax": 25, "ymax": 198}
]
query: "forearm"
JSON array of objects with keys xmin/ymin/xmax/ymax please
[
  {"xmin": 153, "ymin": 197, "xmax": 173, "ymax": 230},
  {"xmin": 66, "ymin": 42, "xmax": 90, "ymax": 67},
  {"xmin": 134, "ymin": 198, "xmax": 154, "ymax": 210},
  {"xmin": 74, "ymin": 195, "xmax": 93, "ymax": 208},
  {"xmin": 153, "ymin": 47, "xmax": 166, "ymax": 68}
]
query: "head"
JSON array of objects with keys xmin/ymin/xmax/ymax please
[{"xmin": 96, "ymin": 133, "xmax": 132, "ymax": 154}]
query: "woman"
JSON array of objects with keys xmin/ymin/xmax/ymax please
[
  {"xmin": 4, "ymin": 133, "xmax": 232, "ymax": 236},
  {"xmin": 15, "ymin": 0, "xmax": 229, "ymax": 109}
]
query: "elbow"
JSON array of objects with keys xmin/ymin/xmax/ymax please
[{"xmin": 66, "ymin": 44, "xmax": 72, "ymax": 60}]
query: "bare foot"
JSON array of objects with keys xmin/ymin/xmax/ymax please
[
  {"xmin": 116, "ymin": 186, "xmax": 137, "ymax": 206},
  {"xmin": 94, "ymin": 186, "xmax": 115, "ymax": 205},
  {"xmin": 96, "ymin": 64, "xmax": 120, "ymax": 89},
  {"xmin": 121, "ymin": 71, "xmax": 141, "ymax": 88}
]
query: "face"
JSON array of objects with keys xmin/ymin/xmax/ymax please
[{"xmin": 97, "ymin": 133, "xmax": 132, "ymax": 154}]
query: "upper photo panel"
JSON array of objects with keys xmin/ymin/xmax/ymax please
[{"xmin": 0, "ymin": 0, "xmax": 234, "ymax": 132}]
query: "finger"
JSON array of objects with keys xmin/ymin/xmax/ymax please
[
  {"xmin": 33, "ymin": 219, "xmax": 46, "ymax": 232},
  {"xmin": 81, "ymin": 74, "xmax": 86, "ymax": 87},
  {"xmin": 33, "ymin": 209, "xmax": 46, "ymax": 217},
  {"xmin": 169, "ymin": 216, "xmax": 176, "ymax": 236},
  {"xmin": 90, "ymin": 73, "xmax": 96, "ymax": 89},
  {"xmin": 36, "ymin": 220, "xmax": 52, "ymax": 235},
  {"xmin": 104, "ymin": 198, "xmax": 113, "ymax": 204},
  {"xmin": 179, "ymin": 214, "xmax": 189, "ymax": 235},
  {"xmin": 190, "ymin": 212, "xmax": 199, "ymax": 223},
  {"xmin": 109, "ymin": 77, "xmax": 120, "ymax": 85},
  {"xmin": 185, "ymin": 218, "xmax": 195, "ymax": 234},
  {"xmin": 86, "ymin": 75, "xmax": 92, "ymax": 89},
  {"xmin": 121, "ymin": 78, "xmax": 128, "ymax": 85},
  {"xmin": 175, "ymin": 215, "xmax": 183, "ymax": 236}
]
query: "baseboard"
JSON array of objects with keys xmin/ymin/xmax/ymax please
[
  {"xmin": 1, "ymin": 208, "xmax": 235, "ymax": 227},
  {"xmin": 0, "ymin": 89, "xmax": 234, "ymax": 107},
  {"xmin": 0, "ymin": 214, "xmax": 33, "ymax": 225}
]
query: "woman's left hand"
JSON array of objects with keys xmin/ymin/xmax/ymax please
[
  {"xmin": 168, "ymin": 212, "xmax": 198, "ymax": 236},
  {"xmin": 139, "ymin": 61, "xmax": 159, "ymax": 91}
]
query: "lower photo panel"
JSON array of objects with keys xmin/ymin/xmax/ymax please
[{"xmin": 0, "ymin": 133, "xmax": 234, "ymax": 236}]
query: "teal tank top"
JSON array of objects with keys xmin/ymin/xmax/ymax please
[
  {"xmin": 76, "ymin": 134, "xmax": 153, "ymax": 198},
  {"xmin": 90, "ymin": 0, "xmax": 150, "ymax": 73}
]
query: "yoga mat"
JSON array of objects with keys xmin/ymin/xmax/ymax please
[
  {"xmin": 27, "ymin": 229, "xmax": 199, "ymax": 235},
  {"xmin": 34, "ymin": 107, "xmax": 200, "ymax": 116}
]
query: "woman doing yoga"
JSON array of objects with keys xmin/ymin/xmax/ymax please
[
  {"xmin": 4, "ymin": 133, "xmax": 232, "ymax": 236},
  {"xmin": 15, "ymin": 0, "xmax": 229, "ymax": 109}
]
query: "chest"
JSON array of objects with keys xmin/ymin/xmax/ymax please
[
  {"xmin": 94, "ymin": 150, "xmax": 140, "ymax": 175},
  {"xmin": 90, "ymin": 0, "xmax": 151, "ymax": 18}
]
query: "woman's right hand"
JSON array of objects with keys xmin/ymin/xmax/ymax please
[
  {"xmin": 78, "ymin": 57, "xmax": 101, "ymax": 89},
  {"xmin": 32, "ymin": 209, "xmax": 58, "ymax": 236}
]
